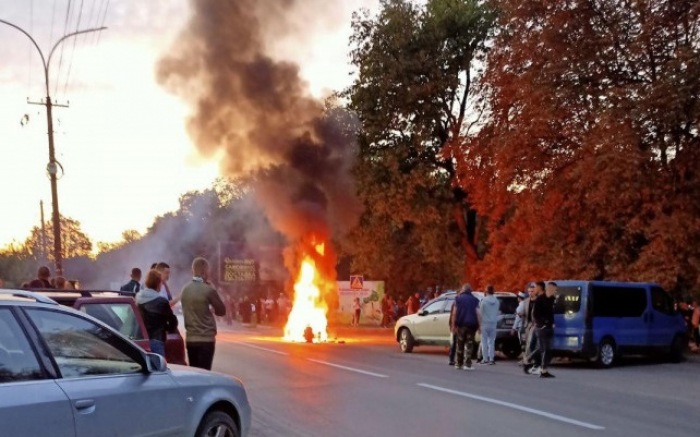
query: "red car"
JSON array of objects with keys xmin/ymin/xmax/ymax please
[{"xmin": 30, "ymin": 289, "xmax": 187, "ymax": 365}]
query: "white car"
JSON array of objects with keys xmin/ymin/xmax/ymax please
[{"xmin": 394, "ymin": 291, "xmax": 521, "ymax": 358}]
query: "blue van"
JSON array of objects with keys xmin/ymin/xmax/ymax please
[{"xmin": 551, "ymin": 281, "xmax": 687, "ymax": 367}]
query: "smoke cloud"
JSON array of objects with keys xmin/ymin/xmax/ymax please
[{"xmin": 156, "ymin": 0, "xmax": 361, "ymax": 288}]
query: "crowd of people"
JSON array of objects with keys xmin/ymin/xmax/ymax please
[
  {"xmin": 448, "ymin": 281, "xmax": 557, "ymax": 378},
  {"xmin": 3, "ymin": 258, "xmax": 228, "ymax": 372}
]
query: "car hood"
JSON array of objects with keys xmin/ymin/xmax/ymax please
[{"xmin": 168, "ymin": 364, "xmax": 245, "ymax": 389}]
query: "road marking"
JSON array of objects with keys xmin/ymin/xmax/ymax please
[
  {"xmin": 226, "ymin": 341, "xmax": 290, "ymax": 356},
  {"xmin": 416, "ymin": 383, "xmax": 605, "ymax": 430},
  {"xmin": 307, "ymin": 359, "xmax": 388, "ymax": 378}
]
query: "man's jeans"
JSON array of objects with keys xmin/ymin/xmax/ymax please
[
  {"xmin": 481, "ymin": 323, "xmax": 497, "ymax": 362},
  {"xmin": 524, "ymin": 325, "xmax": 540, "ymax": 366},
  {"xmin": 149, "ymin": 339, "xmax": 165, "ymax": 358},
  {"xmin": 187, "ymin": 342, "xmax": 216, "ymax": 370},
  {"xmin": 535, "ymin": 327, "xmax": 554, "ymax": 369},
  {"xmin": 456, "ymin": 326, "xmax": 477, "ymax": 368}
]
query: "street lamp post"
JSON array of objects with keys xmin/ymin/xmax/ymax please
[{"xmin": 0, "ymin": 19, "xmax": 106, "ymax": 276}]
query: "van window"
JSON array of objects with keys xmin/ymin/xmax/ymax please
[
  {"xmin": 591, "ymin": 286, "xmax": 647, "ymax": 317},
  {"xmin": 650, "ymin": 287, "xmax": 675, "ymax": 315},
  {"xmin": 554, "ymin": 286, "xmax": 582, "ymax": 314}
]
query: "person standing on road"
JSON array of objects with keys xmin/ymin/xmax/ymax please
[
  {"xmin": 181, "ymin": 257, "xmax": 226, "ymax": 370},
  {"xmin": 136, "ymin": 269, "xmax": 178, "ymax": 357},
  {"xmin": 451, "ymin": 284, "xmax": 481, "ymax": 371},
  {"xmin": 447, "ymin": 290, "xmax": 461, "ymax": 366},
  {"xmin": 522, "ymin": 282, "xmax": 543, "ymax": 372},
  {"xmin": 526, "ymin": 282, "xmax": 557, "ymax": 378},
  {"xmin": 691, "ymin": 304, "xmax": 700, "ymax": 352},
  {"xmin": 479, "ymin": 285, "xmax": 500, "ymax": 365},
  {"xmin": 512, "ymin": 292, "xmax": 528, "ymax": 356},
  {"xmin": 155, "ymin": 262, "xmax": 173, "ymax": 301},
  {"xmin": 120, "ymin": 268, "xmax": 142, "ymax": 294}
]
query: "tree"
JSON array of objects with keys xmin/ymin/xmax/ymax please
[
  {"xmin": 343, "ymin": 0, "xmax": 496, "ymax": 290},
  {"xmin": 96, "ymin": 230, "xmax": 143, "ymax": 254},
  {"xmin": 0, "ymin": 243, "xmax": 39, "ymax": 288},
  {"xmin": 24, "ymin": 215, "xmax": 94, "ymax": 261},
  {"xmin": 473, "ymin": 0, "xmax": 700, "ymax": 296}
]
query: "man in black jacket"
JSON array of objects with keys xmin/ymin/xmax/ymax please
[
  {"xmin": 136, "ymin": 269, "xmax": 178, "ymax": 358},
  {"xmin": 528, "ymin": 281, "xmax": 557, "ymax": 378},
  {"xmin": 120, "ymin": 268, "xmax": 142, "ymax": 293}
]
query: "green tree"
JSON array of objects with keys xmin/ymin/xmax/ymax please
[
  {"xmin": 343, "ymin": 0, "xmax": 496, "ymax": 289},
  {"xmin": 0, "ymin": 243, "xmax": 39, "ymax": 288},
  {"xmin": 25, "ymin": 215, "xmax": 94, "ymax": 261}
]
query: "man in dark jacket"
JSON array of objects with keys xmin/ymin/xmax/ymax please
[
  {"xmin": 136, "ymin": 269, "xmax": 178, "ymax": 358},
  {"xmin": 525, "ymin": 281, "xmax": 557, "ymax": 378},
  {"xmin": 451, "ymin": 284, "xmax": 481, "ymax": 370},
  {"xmin": 120, "ymin": 268, "xmax": 142, "ymax": 293}
]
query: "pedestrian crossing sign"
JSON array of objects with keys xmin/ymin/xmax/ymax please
[{"xmin": 350, "ymin": 275, "xmax": 364, "ymax": 290}]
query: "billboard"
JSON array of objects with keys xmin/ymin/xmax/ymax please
[{"xmin": 336, "ymin": 280, "xmax": 385, "ymax": 326}]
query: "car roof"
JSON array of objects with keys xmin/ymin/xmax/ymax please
[{"xmin": 0, "ymin": 289, "xmax": 59, "ymax": 306}]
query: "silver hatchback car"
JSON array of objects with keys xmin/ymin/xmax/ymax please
[{"xmin": 0, "ymin": 290, "xmax": 251, "ymax": 437}]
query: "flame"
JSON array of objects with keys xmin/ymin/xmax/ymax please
[{"xmin": 283, "ymin": 249, "xmax": 329, "ymax": 343}]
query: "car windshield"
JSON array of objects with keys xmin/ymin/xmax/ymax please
[{"xmin": 497, "ymin": 297, "xmax": 518, "ymax": 314}]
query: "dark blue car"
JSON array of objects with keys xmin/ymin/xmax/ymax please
[{"xmin": 551, "ymin": 281, "xmax": 687, "ymax": 367}]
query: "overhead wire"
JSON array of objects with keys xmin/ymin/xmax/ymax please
[
  {"xmin": 27, "ymin": 0, "xmax": 34, "ymax": 95},
  {"xmin": 74, "ymin": 0, "xmax": 99, "ymax": 98},
  {"xmin": 54, "ymin": 0, "xmax": 74, "ymax": 96},
  {"xmin": 96, "ymin": 0, "xmax": 110, "ymax": 44},
  {"xmin": 62, "ymin": 0, "xmax": 86, "ymax": 96}
]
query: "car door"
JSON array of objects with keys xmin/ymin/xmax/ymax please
[
  {"xmin": 23, "ymin": 307, "xmax": 187, "ymax": 437},
  {"xmin": 0, "ymin": 307, "xmax": 75, "ymax": 437},
  {"xmin": 648, "ymin": 286, "xmax": 679, "ymax": 347},
  {"xmin": 412, "ymin": 299, "xmax": 447, "ymax": 341},
  {"xmin": 74, "ymin": 298, "xmax": 150, "ymax": 352}
]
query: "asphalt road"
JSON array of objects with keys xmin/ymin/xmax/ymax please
[{"xmin": 209, "ymin": 325, "xmax": 699, "ymax": 437}]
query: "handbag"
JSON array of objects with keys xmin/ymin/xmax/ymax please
[{"xmin": 475, "ymin": 330, "xmax": 482, "ymax": 343}]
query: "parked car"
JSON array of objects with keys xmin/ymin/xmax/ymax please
[
  {"xmin": 0, "ymin": 289, "xmax": 251, "ymax": 437},
  {"xmin": 550, "ymin": 280, "xmax": 687, "ymax": 367},
  {"xmin": 394, "ymin": 291, "xmax": 521, "ymax": 358},
  {"xmin": 29, "ymin": 288, "xmax": 187, "ymax": 365}
]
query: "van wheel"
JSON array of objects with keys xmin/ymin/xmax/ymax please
[
  {"xmin": 399, "ymin": 328, "xmax": 414, "ymax": 353},
  {"xmin": 669, "ymin": 335, "xmax": 685, "ymax": 363},
  {"xmin": 596, "ymin": 339, "xmax": 616, "ymax": 368}
]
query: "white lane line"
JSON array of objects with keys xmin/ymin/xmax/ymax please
[
  {"xmin": 417, "ymin": 383, "xmax": 605, "ymax": 431},
  {"xmin": 307, "ymin": 359, "xmax": 388, "ymax": 378},
  {"xmin": 226, "ymin": 341, "xmax": 290, "ymax": 356}
]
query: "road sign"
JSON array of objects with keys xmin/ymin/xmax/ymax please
[{"xmin": 350, "ymin": 275, "xmax": 364, "ymax": 290}]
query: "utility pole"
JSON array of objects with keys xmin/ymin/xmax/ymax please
[
  {"xmin": 40, "ymin": 200, "xmax": 47, "ymax": 262},
  {"xmin": 0, "ymin": 19, "xmax": 106, "ymax": 277}
]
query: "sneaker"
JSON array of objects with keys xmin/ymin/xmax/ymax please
[
  {"xmin": 540, "ymin": 371, "xmax": 555, "ymax": 378},
  {"xmin": 478, "ymin": 360, "xmax": 488, "ymax": 365},
  {"xmin": 448, "ymin": 361, "xmax": 455, "ymax": 366},
  {"xmin": 454, "ymin": 364, "xmax": 461, "ymax": 369},
  {"xmin": 522, "ymin": 364, "xmax": 531, "ymax": 374},
  {"xmin": 462, "ymin": 365, "xmax": 474, "ymax": 371},
  {"xmin": 528, "ymin": 366, "xmax": 541, "ymax": 375},
  {"xmin": 487, "ymin": 361, "xmax": 495, "ymax": 365}
]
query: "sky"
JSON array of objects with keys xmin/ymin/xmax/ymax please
[{"xmin": 0, "ymin": 0, "xmax": 377, "ymax": 250}]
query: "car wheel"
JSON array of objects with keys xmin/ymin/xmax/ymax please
[
  {"xmin": 399, "ymin": 328, "xmax": 414, "ymax": 353},
  {"xmin": 596, "ymin": 338, "xmax": 616, "ymax": 368},
  {"xmin": 669, "ymin": 335, "xmax": 685, "ymax": 363},
  {"xmin": 502, "ymin": 340, "xmax": 522, "ymax": 360},
  {"xmin": 196, "ymin": 411, "xmax": 240, "ymax": 437}
]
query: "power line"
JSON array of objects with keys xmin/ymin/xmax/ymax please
[
  {"xmin": 96, "ymin": 0, "xmax": 110, "ymax": 44},
  {"xmin": 90, "ymin": 0, "xmax": 105, "ymax": 46},
  {"xmin": 27, "ymin": 0, "xmax": 34, "ymax": 94},
  {"xmin": 54, "ymin": 0, "xmax": 74, "ymax": 96},
  {"xmin": 74, "ymin": 0, "xmax": 99, "ymax": 97},
  {"xmin": 62, "ymin": 0, "xmax": 86, "ymax": 96}
]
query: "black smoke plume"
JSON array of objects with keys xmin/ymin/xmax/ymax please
[{"xmin": 156, "ymin": 0, "xmax": 361, "ymax": 304}]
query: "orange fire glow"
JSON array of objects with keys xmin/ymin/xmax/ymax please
[{"xmin": 283, "ymin": 244, "xmax": 329, "ymax": 343}]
